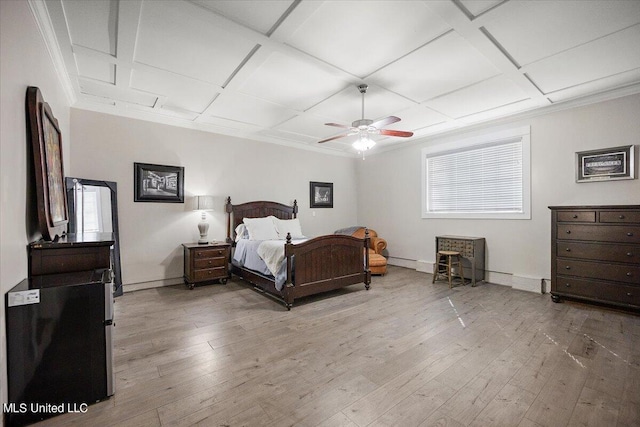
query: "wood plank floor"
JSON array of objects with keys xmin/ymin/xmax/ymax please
[{"xmin": 37, "ymin": 266, "xmax": 639, "ymax": 427}]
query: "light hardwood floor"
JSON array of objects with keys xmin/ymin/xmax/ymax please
[{"xmin": 38, "ymin": 266, "xmax": 639, "ymax": 426}]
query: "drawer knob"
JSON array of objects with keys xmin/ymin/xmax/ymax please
[
  {"xmin": 208, "ymin": 261, "xmax": 212, "ymax": 265},
  {"xmin": 573, "ymin": 215, "xmax": 578, "ymax": 219},
  {"xmin": 565, "ymin": 283, "xmax": 571, "ymax": 287},
  {"xmin": 627, "ymin": 232, "xmax": 634, "ymax": 237},
  {"xmin": 565, "ymin": 266, "xmax": 571, "ymax": 270},
  {"xmin": 627, "ymin": 272, "xmax": 633, "ymax": 277},
  {"xmin": 628, "ymin": 292, "xmax": 633, "ymax": 297},
  {"xmin": 566, "ymin": 230, "xmax": 571, "ymax": 234},
  {"xmin": 619, "ymin": 215, "xmax": 625, "ymax": 219},
  {"xmin": 565, "ymin": 248, "xmax": 571, "ymax": 252},
  {"xmin": 628, "ymin": 252, "xmax": 633, "ymax": 257}
]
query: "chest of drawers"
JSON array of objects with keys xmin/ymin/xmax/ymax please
[
  {"xmin": 182, "ymin": 242, "xmax": 230, "ymax": 289},
  {"xmin": 549, "ymin": 205, "xmax": 640, "ymax": 310}
]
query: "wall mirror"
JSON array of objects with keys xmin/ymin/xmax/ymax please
[{"xmin": 65, "ymin": 177, "xmax": 123, "ymax": 296}]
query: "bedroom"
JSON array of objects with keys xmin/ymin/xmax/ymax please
[{"xmin": 1, "ymin": 0, "xmax": 639, "ymax": 426}]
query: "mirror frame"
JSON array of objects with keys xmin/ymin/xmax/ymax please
[{"xmin": 65, "ymin": 177, "xmax": 123, "ymax": 296}]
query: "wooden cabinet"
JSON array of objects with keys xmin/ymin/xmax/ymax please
[
  {"xmin": 549, "ymin": 205, "xmax": 640, "ymax": 310},
  {"xmin": 435, "ymin": 235, "xmax": 485, "ymax": 286},
  {"xmin": 29, "ymin": 233, "xmax": 114, "ymax": 285},
  {"xmin": 182, "ymin": 242, "xmax": 230, "ymax": 289}
]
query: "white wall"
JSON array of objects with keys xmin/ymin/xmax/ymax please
[
  {"xmin": 357, "ymin": 94, "xmax": 640, "ymax": 292},
  {"xmin": 0, "ymin": 0, "xmax": 72, "ymax": 418},
  {"xmin": 70, "ymin": 109, "xmax": 358, "ymax": 290}
]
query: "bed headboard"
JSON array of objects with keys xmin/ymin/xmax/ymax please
[{"xmin": 225, "ymin": 197, "xmax": 298, "ymax": 243}]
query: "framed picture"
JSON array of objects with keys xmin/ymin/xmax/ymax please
[
  {"xmin": 134, "ymin": 163, "xmax": 184, "ymax": 202},
  {"xmin": 310, "ymin": 181, "xmax": 333, "ymax": 208},
  {"xmin": 576, "ymin": 145, "xmax": 635, "ymax": 183},
  {"xmin": 27, "ymin": 86, "xmax": 69, "ymax": 241}
]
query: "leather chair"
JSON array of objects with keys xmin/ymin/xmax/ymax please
[{"xmin": 351, "ymin": 227, "xmax": 388, "ymax": 275}]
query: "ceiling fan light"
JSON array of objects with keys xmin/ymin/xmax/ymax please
[{"xmin": 352, "ymin": 136, "xmax": 376, "ymax": 151}]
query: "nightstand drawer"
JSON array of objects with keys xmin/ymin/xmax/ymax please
[
  {"xmin": 557, "ymin": 211, "xmax": 596, "ymax": 222},
  {"xmin": 195, "ymin": 257, "xmax": 226, "ymax": 269},
  {"xmin": 194, "ymin": 248, "xmax": 228, "ymax": 258},
  {"xmin": 194, "ymin": 267, "xmax": 226, "ymax": 281}
]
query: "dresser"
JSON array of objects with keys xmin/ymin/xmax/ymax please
[
  {"xmin": 549, "ymin": 205, "xmax": 640, "ymax": 310},
  {"xmin": 182, "ymin": 241, "xmax": 230, "ymax": 289},
  {"xmin": 29, "ymin": 232, "xmax": 114, "ymax": 282},
  {"xmin": 435, "ymin": 235, "xmax": 485, "ymax": 286}
]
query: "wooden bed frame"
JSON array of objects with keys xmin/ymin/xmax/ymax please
[{"xmin": 225, "ymin": 197, "xmax": 371, "ymax": 309}]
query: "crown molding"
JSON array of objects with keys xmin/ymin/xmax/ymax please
[{"xmin": 28, "ymin": 0, "xmax": 76, "ymax": 105}]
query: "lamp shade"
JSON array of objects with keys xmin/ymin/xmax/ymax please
[{"xmin": 194, "ymin": 195, "xmax": 214, "ymax": 211}]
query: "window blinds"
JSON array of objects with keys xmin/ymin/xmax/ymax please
[{"xmin": 426, "ymin": 139, "xmax": 523, "ymax": 214}]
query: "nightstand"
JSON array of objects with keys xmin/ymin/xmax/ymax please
[{"xmin": 182, "ymin": 241, "xmax": 230, "ymax": 289}]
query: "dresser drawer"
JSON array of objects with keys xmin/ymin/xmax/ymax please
[
  {"xmin": 193, "ymin": 247, "xmax": 228, "ymax": 259},
  {"xmin": 554, "ymin": 276, "xmax": 639, "ymax": 307},
  {"xmin": 558, "ymin": 224, "xmax": 640, "ymax": 243},
  {"xmin": 557, "ymin": 259, "xmax": 640, "ymax": 284},
  {"xmin": 194, "ymin": 267, "xmax": 227, "ymax": 281},
  {"xmin": 557, "ymin": 211, "xmax": 596, "ymax": 222},
  {"xmin": 558, "ymin": 242, "xmax": 639, "ymax": 264},
  {"xmin": 195, "ymin": 257, "xmax": 226, "ymax": 269},
  {"xmin": 600, "ymin": 211, "xmax": 640, "ymax": 224}
]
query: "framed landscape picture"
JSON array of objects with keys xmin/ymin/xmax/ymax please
[
  {"xmin": 310, "ymin": 181, "xmax": 333, "ymax": 208},
  {"xmin": 27, "ymin": 86, "xmax": 69, "ymax": 241},
  {"xmin": 134, "ymin": 163, "xmax": 184, "ymax": 202},
  {"xmin": 576, "ymin": 145, "xmax": 635, "ymax": 182}
]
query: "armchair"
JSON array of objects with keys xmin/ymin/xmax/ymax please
[{"xmin": 350, "ymin": 227, "xmax": 387, "ymax": 275}]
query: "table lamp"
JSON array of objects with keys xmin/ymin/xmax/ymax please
[{"xmin": 194, "ymin": 195, "xmax": 214, "ymax": 244}]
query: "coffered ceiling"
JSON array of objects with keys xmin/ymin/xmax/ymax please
[{"xmin": 36, "ymin": 0, "xmax": 640, "ymax": 155}]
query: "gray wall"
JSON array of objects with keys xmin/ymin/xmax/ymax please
[
  {"xmin": 70, "ymin": 109, "xmax": 359, "ymax": 290},
  {"xmin": 0, "ymin": 0, "xmax": 72, "ymax": 415},
  {"xmin": 356, "ymin": 94, "xmax": 640, "ymax": 291}
]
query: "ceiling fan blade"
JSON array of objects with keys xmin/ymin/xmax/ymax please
[
  {"xmin": 370, "ymin": 116, "xmax": 401, "ymax": 129},
  {"xmin": 318, "ymin": 133, "xmax": 349, "ymax": 143},
  {"xmin": 325, "ymin": 122, "xmax": 351, "ymax": 129},
  {"xmin": 379, "ymin": 129, "xmax": 414, "ymax": 138}
]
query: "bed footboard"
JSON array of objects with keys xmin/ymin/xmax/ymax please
[{"xmin": 282, "ymin": 232, "xmax": 371, "ymax": 308}]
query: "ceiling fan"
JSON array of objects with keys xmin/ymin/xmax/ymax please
[{"xmin": 318, "ymin": 84, "xmax": 413, "ymax": 151}]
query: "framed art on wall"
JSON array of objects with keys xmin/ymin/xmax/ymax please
[
  {"xmin": 134, "ymin": 162, "xmax": 184, "ymax": 202},
  {"xmin": 27, "ymin": 86, "xmax": 69, "ymax": 241},
  {"xmin": 576, "ymin": 145, "xmax": 635, "ymax": 182},
  {"xmin": 310, "ymin": 181, "xmax": 333, "ymax": 208}
]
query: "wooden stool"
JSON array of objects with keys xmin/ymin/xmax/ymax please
[{"xmin": 432, "ymin": 250, "xmax": 465, "ymax": 288}]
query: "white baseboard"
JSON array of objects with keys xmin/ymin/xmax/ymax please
[
  {"xmin": 388, "ymin": 257, "xmax": 417, "ymax": 270},
  {"xmin": 403, "ymin": 259, "xmax": 544, "ymax": 294},
  {"xmin": 123, "ymin": 277, "xmax": 183, "ymax": 293}
]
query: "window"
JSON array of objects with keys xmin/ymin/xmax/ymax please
[{"xmin": 422, "ymin": 126, "xmax": 530, "ymax": 219}]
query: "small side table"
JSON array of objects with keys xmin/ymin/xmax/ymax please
[{"xmin": 182, "ymin": 241, "xmax": 230, "ymax": 289}]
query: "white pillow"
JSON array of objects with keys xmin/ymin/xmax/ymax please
[
  {"xmin": 243, "ymin": 216, "xmax": 279, "ymax": 241},
  {"xmin": 274, "ymin": 217, "xmax": 304, "ymax": 239},
  {"xmin": 234, "ymin": 224, "xmax": 249, "ymax": 242}
]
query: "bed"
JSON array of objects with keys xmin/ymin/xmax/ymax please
[{"xmin": 225, "ymin": 197, "xmax": 371, "ymax": 309}]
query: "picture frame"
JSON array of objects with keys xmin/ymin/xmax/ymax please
[
  {"xmin": 134, "ymin": 162, "xmax": 184, "ymax": 202},
  {"xmin": 310, "ymin": 181, "xmax": 333, "ymax": 208},
  {"xmin": 27, "ymin": 86, "xmax": 68, "ymax": 241},
  {"xmin": 576, "ymin": 145, "xmax": 635, "ymax": 183}
]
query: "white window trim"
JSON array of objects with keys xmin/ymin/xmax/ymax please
[{"xmin": 421, "ymin": 126, "xmax": 531, "ymax": 220}]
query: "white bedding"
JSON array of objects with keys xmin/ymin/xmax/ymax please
[{"xmin": 233, "ymin": 238, "xmax": 308, "ymax": 290}]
